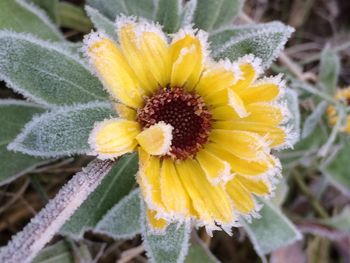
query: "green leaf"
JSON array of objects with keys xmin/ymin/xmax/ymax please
[
  {"xmin": 86, "ymin": 0, "xmax": 156, "ymax": 21},
  {"xmin": 210, "ymin": 22, "xmax": 294, "ymax": 68},
  {"xmin": 96, "ymin": 189, "xmax": 141, "ymax": 239},
  {"xmin": 180, "ymin": 0, "xmax": 197, "ymax": 27},
  {"xmin": 32, "ymin": 241, "xmax": 74, "ymax": 263},
  {"xmin": 0, "ymin": 0, "xmax": 62, "ymax": 41},
  {"xmin": 319, "ymin": 46, "xmax": 340, "ymax": 95},
  {"xmin": 243, "ymin": 199, "xmax": 302, "ymax": 256},
  {"xmin": 57, "ymin": 2, "xmax": 92, "ymax": 32},
  {"xmin": 301, "ymin": 101, "xmax": 327, "ymax": 139},
  {"xmin": 0, "ymin": 31, "xmax": 108, "ymax": 106},
  {"xmin": 8, "ymin": 102, "xmax": 115, "ymax": 157},
  {"xmin": 142, "ymin": 202, "xmax": 191, "ymax": 263},
  {"xmin": 185, "ymin": 243, "xmax": 218, "ymax": 263},
  {"xmin": 85, "ymin": 6, "xmax": 116, "ymax": 39},
  {"xmin": 156, "ymin": 0, "xmax": 181, "ymax": 33},
  {"xmin": 321, "ymin": 207, "xmax": 350, "ymax": 232},
  {"xmin": 282, "ymin": 87, "xmax": 300, "ymax": 146},
  {"xmin": 192, "ymin": 0, "xmax": 243, "ymax": 31},
  {"xmin": 322, "ymin": 140, "xmax": 350, "ymax": 195},
  {"xmin": 0, "ymin": 100, "xmax": 50, "ymax": 186},
  {"xmin": 61, "ymin": 153, "xmax": 138, "ymax": 238},
  {"xmin": 30, "ymin": 0, "xmax": 58, "ymax": 22}
]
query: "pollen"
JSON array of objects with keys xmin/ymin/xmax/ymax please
[{"xmin": 137, "ymin": 86, "xmax": 212, "ymax": 160}]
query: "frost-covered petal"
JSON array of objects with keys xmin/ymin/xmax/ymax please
[
  {"xmin": 226, "ymin": 177, "xmax": 256, "ymax": 214},
  {"xmin": 136, "ymin": 122, "xmax": 173, "ymax": 155},
  {"xmin": 89, "ymin": 118, "xmax": 140, "ymax": 159},
  {"xmin": 146, "ymin": 208, "xmax": 169, "ymax": 233},
  {"xmin": 170, "ymin": 28, "xmax": 208, "ymax": 90},
  {"xmin": 235, "ymin": 175, "xmax": 271, "ymax": 196},
  {"xmin": 83, "ymin": 33, "xmax": 144, "ymax": 108},
  {"xmin": 114, "ymin": 103, "xmax": 137, "ymax": 120},
  {"xmin": 195, "ymin": 149, "xmax": 231, "ymax": 185}
]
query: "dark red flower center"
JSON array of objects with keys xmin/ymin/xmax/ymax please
[{"xmin": 137, "ymin": 86, "xmax": 212, "ymax": 160}]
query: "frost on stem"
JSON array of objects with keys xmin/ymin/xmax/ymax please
[{"xmin": 0, "ymin": 159, "xmax": 114, "ymax": 263}]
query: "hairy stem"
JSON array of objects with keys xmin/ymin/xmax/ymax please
[{"xmin": 0, "ymin": 159, "xmax": 114, "ymax": 263}]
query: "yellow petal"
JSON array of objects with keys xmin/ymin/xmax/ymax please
[
  {"xmin": 136, "ymin": 122, "xmax": 173, "ymax": 155},
  {"xmin": 210, "ymin": 129, "xmax": 269, "ymax": 161},
  {"xmin": 231, "ymin": 55, "xmax": 262, "ymax": 92},
  {"xmin": 117, "ymin": 19, "xmax": 158, "ymax": 93},
  {"xmin": 138, "ymin": 148, "xmax": 165, "ymax": 211},
  {"xmin": 84, "ymin": 33, "xmax": 143, "ymax": 108},
  {"xmin": 147, "ymin": 208, "xmax": 169, "ymax": 233},
  {"xmin": 226, "ymin": 177, "xmax": 256, "ymax": 214},
  {"xmin": 89, "ymin": 119, "xmax": 140, "ymax": 159},
  {"xmin": 176, "ymin": 159, "xmax": 234, "ymax": 226},
  {"xmin": 114, "ymin": 103, "xmax": 137, "ymax": 120},
  {"xmin": 195, "ymin": 60, "xmax": 239, "ymax": 98},
  {"xmin": 205, "ymin": 143, "xmax": 271, "ymax": 176},
  {"xmin": 206, "ymin": 89, "xmax": 248, "ymax": 118},
  {"xmin": 235, "ymin": 175, "xmax": 270, "ymax": 196},
  {"xmin": 160, "ymin": 159, "xmax": 191, "ymax": 216},
  {"xmin": 244, "ymin": 103, "xmax": 284, "ymax": 126},
  {"xmin": 211, "ymin": 106, "xmax": 240, "ymax": 121},
  {"xmin": 215, "ymin": 121, "xmax": 287, "ymax": 148},
  {"xmin": 239, "ymin": 76, "xmax": 283, "ymax": 104},
  {"xmin": 195, "ymin": 149, "xmax": 231, "ymax": 185},
  {"xmin": 170, "ymin": 30, "xmax": 207, "ymax": 90}
]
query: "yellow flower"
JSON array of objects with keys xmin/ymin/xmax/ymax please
[
  {"xmin": 327, "ymin": 87, "xmax": 350, "ymax": 133},
  {"xmin": 84, "ymin": 16, "xmax": 293, "ymax": 234}
]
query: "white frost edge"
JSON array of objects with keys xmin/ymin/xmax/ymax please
[
  {"xmin": 7, "ymin": 101, "xmax": 114, "ymax": 157},
  {"xmin": 15, "ymin": 0, "xmax": 64, "ymax": 41},
  {"xmin": 95, "ymin": 189, "xmax": 141, "ymax": 240}
]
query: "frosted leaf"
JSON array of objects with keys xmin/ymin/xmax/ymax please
[
  {"xmin": 193, "ymin": 0, "xmax": 243, "ymax": 31},
  {"xmin": 32, "ymin": 241, "xmax": 74, "ymax": 263},
  {"xmin": 86, "ymin": 0, "xmax": 156, "ymax": 21},
  {"xmin": 210, "ymin": 22, "xmax": 294, "ymax": 68},
  {"xmin": 96, "ymin": 188, "xmax": 141, "ymax": 239},
  {"xmin": 8, "ymin": 101, "xmax": 116, "ymax": 157},
  {"xmin": 0, "ymin": 0, "xmax": 63, "ymax": 41},
  {"xmin": 0, "ymin": 31, "xmax": 108, "ymax": 107},
  {"xmin": 0, "ymin": 159, "xmax": 114, "ymax": 263},
  {"xmin": 242, "ymin": 198, "xmax": 302, "ymax": 257},
  {"xmin": 180, "ymin": 0, "xmax": 197, "ymax": 27},
  {"xmin": 85, "ymin": 6, "xmax": 116, "ymax": 39},
  {"xmin": 319, "ymin": 46, "xmax": 340, "ymax": 95},
  {"xmin": 0, "ymin": 100, "xmax": 51, "ymax": 186},
  {"xmin": 301, "ymin": 101, "xmax": 328, "ymax": 139},
  {"xmin": 29, "ymin": 0, "xmax": 57, "ymax": 22},
  {"xmin": 321, "ymin": 207, "xmax": 350, "ymax": 232},
  {"xmin": 61, "ymin": 153, "xmax": 138, "ymax": 238},
  {"xmin": 156, "ymin": 0, "xmax": 181, "ymax": 33},
  {"xmin": 141, "ymin": 201, "xmax": 191, "ymax": 263},
  {"xmin": 322, "ymin": 139, "xmax": 350, "ymax": 196}
]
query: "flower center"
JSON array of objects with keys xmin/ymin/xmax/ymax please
[{"xmin": 137, "ymin": 86, "xmax": 212, "ymax": 160}]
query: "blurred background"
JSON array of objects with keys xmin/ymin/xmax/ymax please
[{"xmin": 0, "ymin": 0, "xmax": 350, "ymax": 262}]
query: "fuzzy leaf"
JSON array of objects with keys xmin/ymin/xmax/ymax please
[
  {"xmin": 32, "ymin": 241, "xmax": 74, "ymax": 263},
  {"xmin": 321, "ymin": 207, "xmax": 350, "ymax": 232},
  {"xmin": 243, "ymin": 199, "xmax": 302, "ymax": 256},
  {"xmin": 185, "ymin": 243, "xmax": 218, "ymax": 263},
  {"xmin": 142, "ymin": 202, "xmax": 191, "ymax": 263},
  {"xmin": 96, "ymin": 188, "xmax": 141, "ymax": 239},
  {"xmin": 212, "ymin": 0, "xmax": 243, "ymax": 29},
  {"xmin": 319, "ymin": 46, "xmax": 340, "ymax": 95},
  {"xmin": 180, "ymin": 0, "xmax": 197, "ymax": 27},
  {"xmin": 57, "ymin": 2, "xmax": 92, "ymax": 33},
  {"xmin": 0, "ymin": 31, "xmax": 108, "ymax": 106},
  {"xmin": 8, "ymin": 102, "xmax": 115, "ymax": 157},
  {"xmin": 85, "ymin": 6, "xmax": 116, "ymax": 39},
  {"xmin": 193, "ymin": 0, "xmax": 223, "ymax": 31},
  {"xmin": 210, "ymin": 22, "xmax": 294, "ymax": 68},
  {"xmin": 283, "ymin": 87, "xmax": 300, "ymax": 146},
  {"xmin": 61, "ymin": 153, "xmax": 138, "ymax": 238},
  {"xmin": 0, "ymin": 100, "xmax": 50, "ymax": 185},
  {"xmin": 301, "ymin": 101, "xmax": 328, "ymax": 139},
  {"xmin": 0, "ymin": 0, "xmax": 62, "ymax": 41},
  {"xmin": 322, "ymin": 140, "xmax": 350, "ymax": 195},
  {"xmin": 30, "ymin": 0, "xmax": 58, "ymax": 22},
  {"xmin": 156, "ymin": 0, "xmax": 181, "ymax": 33},
  {"xmin": 86, "ymin": 0, "xmax": 156, "ymax": 20}
]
